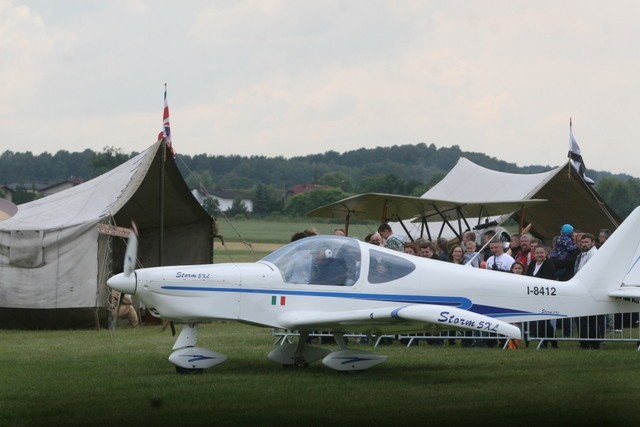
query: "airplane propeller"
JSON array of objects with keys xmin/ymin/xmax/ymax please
[
  {"xmin": 108, "ymin": 222, "xmax": 139, "ymax": 335},
  {"xmin": 107, "ymin": 222, "xmax": 176, "ymax": 336}
]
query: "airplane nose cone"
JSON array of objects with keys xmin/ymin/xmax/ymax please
[{"xmin": 107, "ymin": 272, "xmax": 137, "ymax": 295}]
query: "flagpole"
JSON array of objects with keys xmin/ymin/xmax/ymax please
[
  {"xmin": 159, "ymin": 137, "xmax": 165, "ymax": 267},
  {"xmin": 567, "ymin": 117, "xmax": 572, "ymax": 180},
  {"xmin": 158, "ymin": 83, "xmax": 168, "ymax": 267}
]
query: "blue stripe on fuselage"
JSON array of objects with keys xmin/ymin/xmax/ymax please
[
  {"xmin": 160, "ymin": 285, "xmax": 472, "ymax": 308},
  {"xmin": 159, "ymin": 285, "xmax": 546, "ymax": 317}
]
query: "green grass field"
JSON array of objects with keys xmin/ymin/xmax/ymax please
[{"xmin": 2, "ymin": 323, "xmax": 640, "ymax": 426}]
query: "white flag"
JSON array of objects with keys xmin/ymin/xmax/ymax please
[{"xmin": 568, "ymin": 125, "xmax": 595, "ymax": 185}]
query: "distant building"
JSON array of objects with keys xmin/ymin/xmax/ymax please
[
  {"xmin": 39, "ymin": 177, "xmax": 84, "ymax": 197},
  {"xmin": 1, "ymin": 177, "xmax": 84, "ymax": 203},
  {"xmin": 285, "ymin": 183, "xmax": 331, "ymax": 199},
  {"xmin": 191, "ymin": 188, "xmax": 253, "ymax": 213}
]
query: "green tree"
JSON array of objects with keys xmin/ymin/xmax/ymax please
[
  {"xmin": 320, "ymin": 172, "xmax": 352, "ymax": 192},
  {"xmin": 203, "ymin": 197, "xmax": 221, "ymax": 217},
  {"xmin": 185, "ymin": 170, "xmax": 217, "ymax": 191},
  {"xmin": 12, "ymin": 186, "xmax": 40, "ymax": 204},
  {"xmin": 284, "ymin": 188, "xmax": 349, "ymax": 217},
  {"xmin": 597, "ymin": 177, "xmax": 640, "ymax": 219},
  {"xmin": 359, "ymin": 174, "xmax": 406, "ymax": 194},
  {"xmin": 90, "ymin": 146, "xmax": 130, "ymax": 176},
  {"xmin": 227, "ymin": 198, "xmax": 249, "ymax": 217},
  {"xmin": 253, "ymin": 183, "xmax": 270, "ymax": 217}
]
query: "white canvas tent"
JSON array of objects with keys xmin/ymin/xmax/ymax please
[
  {"xmin": 419, "ymin": 157, "xmax": 620, "ymax": 242},
  {"xmin": 0, "ymin": 141, "xmax": 214, "ymax": 328}
]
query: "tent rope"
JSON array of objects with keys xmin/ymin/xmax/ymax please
[{"xmin": 175, "ymin": 156, "xmax": 255, "ymax": 260}]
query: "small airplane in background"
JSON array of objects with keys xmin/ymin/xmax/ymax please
[{"xmin": 108, "ymin": 207, "xmax": 640, "ymax": 374}]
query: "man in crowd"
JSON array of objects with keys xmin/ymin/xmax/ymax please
[
  {"xmin": 574, "ymin": 233, "xmax": 603, "ymax": 349},
  {"xmin": 377, "ymin": 223, "xmax": 403, "ymax": 251},
  {"xmin": 485, "ymin": 241, "xmax": 515, "ymax": 272}
]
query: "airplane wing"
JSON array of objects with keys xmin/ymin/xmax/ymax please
[
  {"xmin": 278, "ymin": 304, "xmax": 521, "ymax": 339},
  {"xmin": 306, "ymin": 192, "xmax": 546, "ymax": 223}
]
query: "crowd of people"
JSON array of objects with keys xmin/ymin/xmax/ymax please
[{"xmin": 359, "ymin": 222, "xmax": 612, "ymax": 349}]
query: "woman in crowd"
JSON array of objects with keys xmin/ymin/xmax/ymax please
[{"xmin": 449, "ymin": 244, "xmax": 464, "ymax": 264}]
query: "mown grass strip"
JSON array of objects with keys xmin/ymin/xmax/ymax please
[{"xmin": 2, "ymin": 323, "xmax": 640, "ymax": 425}]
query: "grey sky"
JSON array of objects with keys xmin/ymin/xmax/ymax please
[{"xmin": 2, "ymin": 1, "xmax": 639, "ymax": 176}]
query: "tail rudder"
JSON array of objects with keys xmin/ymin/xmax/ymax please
[{"xmin": 571, "ymin": 206, "xmax": 640, "ymax": 299}]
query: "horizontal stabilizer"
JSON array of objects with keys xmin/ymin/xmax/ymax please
[{"xmin": 609, "ymin": 287, "xmax": 640, "ymax": 299}]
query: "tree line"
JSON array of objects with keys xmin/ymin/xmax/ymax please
[{"xmin": 1, "ymin": 144, "xmax": 639, "ymax": 219}]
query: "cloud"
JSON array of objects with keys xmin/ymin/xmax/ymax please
[
  {"xmin": 3, "ymin": 1, "xmax": 640, "ymax": 177},
  {"xmin": 0, "ymin": 1, "xmax": 60, "ymax": 113}
]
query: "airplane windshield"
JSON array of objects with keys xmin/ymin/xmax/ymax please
[{"xmin": 261, "ymin": 236, "xmax": 361, "ymax": 286}]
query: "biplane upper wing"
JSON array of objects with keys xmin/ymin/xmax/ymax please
[{"xmin": 306, "ymin": 192, "xmax": 545, "ymax": 223}]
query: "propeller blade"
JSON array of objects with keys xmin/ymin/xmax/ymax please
[{"xmin": 123, "ymin": 222, "xmax": 139, "ymax": 277}]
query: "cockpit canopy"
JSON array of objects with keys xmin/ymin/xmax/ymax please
[{"xmin": 261, "ymin": 236, "xmax": 416, "ymax": 286}]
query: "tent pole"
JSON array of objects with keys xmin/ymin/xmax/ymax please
[{"xmin": 159, "ymin": 140, "xmax": 166, "ymax": 266}]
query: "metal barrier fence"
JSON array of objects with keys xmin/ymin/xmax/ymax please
[{"xmin": 272, "ymin": 312, "xmax": 640, "ymax": 350}]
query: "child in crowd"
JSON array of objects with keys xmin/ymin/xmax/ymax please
[
  {"xmin": 550, "ymin": 224, "xmax": 577, "ymax": 260},
  {"xmin": 462, "ymin": 241, "xmax": 480, "ymax": 267}
]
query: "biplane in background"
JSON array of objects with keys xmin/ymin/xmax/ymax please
[{"xmin": 306, "ymin": 192, "xmax": 546, "ymax": 242}]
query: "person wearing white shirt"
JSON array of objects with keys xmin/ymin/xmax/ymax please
[{"xmin": 485, "ymin": 241, "xmax": 515, "ymax": 272}]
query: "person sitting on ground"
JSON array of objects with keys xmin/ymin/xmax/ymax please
[{"xmin": 111, "ymin": 290, "xmax": 139, "ymax": 328}]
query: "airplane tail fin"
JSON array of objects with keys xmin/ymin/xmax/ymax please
[{"xmin": 571, "ymin": 206, "xmax": 640, "ymax": 299}]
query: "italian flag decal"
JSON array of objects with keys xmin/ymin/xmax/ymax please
[{"xmin": 271, "ymin": 295, "xmax": 286, "ymax": 306}]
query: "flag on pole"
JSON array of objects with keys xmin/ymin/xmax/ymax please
[
  {"xmin": 568, "ymin": 119, "xmax": 594, "ymax": 185},
  {"xmin": 157, "ymin": 83, "xmax": 175, "ymax": 158}
]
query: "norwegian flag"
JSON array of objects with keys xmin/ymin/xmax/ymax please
[{"xmin": 157, "ymin": 83, "xmax": 175, "ymax": 158}]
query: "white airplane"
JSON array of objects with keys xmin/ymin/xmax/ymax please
[{"xmin": 107, "ymin": 207, "xmax": 640, "ymax": 374}]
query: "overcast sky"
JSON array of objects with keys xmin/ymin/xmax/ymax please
[{"xmin": 2, "ymin": 1, "xmax": 640, "ymax": 177}]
